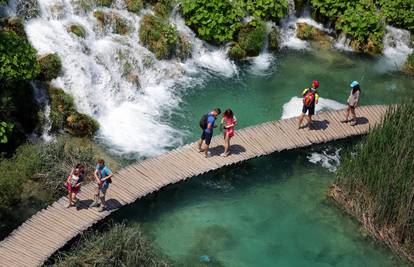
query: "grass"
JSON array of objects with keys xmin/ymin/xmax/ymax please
[{"xmin": 334, "ymin": 102, "xmax": 414, "ymax": 259}]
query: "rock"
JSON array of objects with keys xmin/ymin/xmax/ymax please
[
  {"xmin": 237, "ymin": 20, "xmax": 266, "ymax": 57},
  {"xmin": 68, "ymin": 24, "xmax": 86, "ymax": 38},
  {"xmin": 66, "ymin": 113, "xmax": 99, "ymax": 137},
  {"xmin": 296, "ymin": 22, "xmax": 332, "ymax": 49},
  {"xmin": 404, "ymin": 52, "xmax": 414, "ymax": 75},
  {"xmin": 268, "ymin": 26, "xmax": 279, "ymax": 51},
  {"xmin": 350, "ymin": 39, "xmax": 383, "ymax": 55},
  {"xmin": 0, "ymin": 18, "xmax": 26, "ymax": 38},
  {"xmin": 228, "ymin": 43, "xmax": 246, "ymax": 60},
  {"xmin": 93, "ymin": 10, "xmax": 105, "ymax": 24},
  {"xmin": 93, "ymin": 10, "xmax": 130, "ymax": 35},
  {"xmin": 176, "ymin": 34, "xmax": 192, "ymax": 60},
  {"xmin": 139, "ymin": 14, "xmax": 178, "ymax": 60},
  {"xmin": 37, "ymin": 53, "xmax": 62, "ymax": 81},
  {"xmin": 125, "ymin": 0, "xmax": 143, "ymax": 13}
]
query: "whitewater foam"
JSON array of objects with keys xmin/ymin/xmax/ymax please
[
  {"xmin": 281, "ymin": 96, "xmax": 346, "ymax": 119},
  {"xmin": 307, "ymin": 148, "xmax": 341, "ymax": 172}
]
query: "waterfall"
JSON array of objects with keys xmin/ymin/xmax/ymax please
[
  {"xmin": 379, "ymin": 26, "xmax": 413, "ymax": 71},
  {"xmin": 21, "ymin": 0, "xmax": 238, "ymax": 158},
  {"xmin": 287, "ymin": 0, "xmax": 295, "ymax": 18},
  {"xmin": 30, "ymin": 82, "xmax": 53, "ymax": 142}
]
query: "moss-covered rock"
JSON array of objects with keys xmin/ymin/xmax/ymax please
[
  {"xmin": 404, "ymin": 52, "xmax": 414, "ymax": 75},
  {"xmin": 93, "ymin": 10, "xmax": 130, "ymax": 35},
  {"xmin": 96, "ymin": 0, "xmax": 113, "ymax": 7},
  {"xmin": 48, "ymin": 87, "xmax": 99, "ymax": 137},
  {"xmin": 93, "ymin": 10, "xmax": 105, "ymax": 24},
  {"xmin": 268, "ymin": 26, "xmax": 279, "ymax": 51},
  {"xmin": 68, "ymin": 24, "xmax": 86, "ymax": 38},
  {"xmin": 0, "ymin": 18, "xmax": 26, "ymax": 38},
  {"xmin": 176, "ymin": 34, "xmax": 192, "ymax": 60},
  {"xmin": 125, "ymin": 0, "xmax": 143, "ymax": 13},
  {"xmin": 154, "ymin": 0, "xmax": 172, "ymax": 18},
  {"xmin": 296, "ymin": 22, "xmax": 332, "ymax": 49},
  {"xmin": 350, "ymin": 38, "xmax": 383, "ymax": 55},
  {"xmin": 139, "ymin": 14, "xmax": 178, "ymax": 60},
  {"xmin": 237, "ymin": 20, "xmax": 266, "ymax": 57},
  {"xmin": 37, "ymin": 53, "xmax": 62, "ymax": 81},
  {"xmin": 228, "ymin": 43, "xmax": 247, "ymax": 60}
]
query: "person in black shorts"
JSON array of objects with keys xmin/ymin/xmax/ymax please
[
  {"xmin": 298, "ymin": 80, "xmax": 320, "ymax": 129},
  {"xmin": 198, "ymin": 108, "xmax": 221, "ymax": 158}
]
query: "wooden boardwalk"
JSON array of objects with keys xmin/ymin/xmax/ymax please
[{"xmin": 0, "ymin": 105, "xmax": 388, "ymax": 266}]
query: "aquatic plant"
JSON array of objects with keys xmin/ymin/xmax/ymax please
[
  {"xmin": 334, "ymin": 102, "xmax": 414, "ymax": 261},
  {"xmin": 49, "ymin": 222, "xmax": 170, "ymax": 266},
  {"xmin": 37, "ymin": 53, "xmax": 62, "ymax": 81},
  {"xmin": 139, "ymin": 14, "xmax": 179, "ymax": 59},
  {"xmin": 181, "ymin": 0, "xmax": 245, "ymax": 43},
  {"xmin": 237, "ymin": 19, "xmax": 267, "ymax": 56}
]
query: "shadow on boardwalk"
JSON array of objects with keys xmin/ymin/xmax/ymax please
[
  {"xmin": 209, "ymin": 144, "xmax": 246, "ymax": 156},
  {"xmin": 77, "ymin": 199, "xmax": 122, "ymax": 212}
]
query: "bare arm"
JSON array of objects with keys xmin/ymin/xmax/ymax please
[
  {"xmin": 94, "ymin": 170, "xmax": 101, "ymax": 184},
  {"xmin": 101, "ymin": 172, "xmax": 113, "ymax": 181}
]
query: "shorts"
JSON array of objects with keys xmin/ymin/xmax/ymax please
[
  {"xmin": 67, "ymin": 183, "xmax": 80, "ymax": 194},
  {"xmin": 302, "ymin": 104, "xmax": 315, "ymax": 116},
  {"xmin": 225, "ymin": 129, "xmax": 234, "ymax": 138},
  {"xmin": 348, "ymin": 104, "xmax": 356, "ymax": 109},
  {"xmin": 201, "ymin": 130, "xmax": 213, "ymax": 145}
]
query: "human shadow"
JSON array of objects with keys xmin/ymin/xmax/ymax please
[
  {"xmin": 104, "ymin": 198, "xmax": 123, "ymax": 211},
  {"xmin": 356, "ymin": 117, "xmax": 369, "ymax": 125},
  {"xmin": 76, "ymin": 199, "xmax": 94, "ymax": 210},
  {"xmin": 209, "ymin": 144, "xmax": 247, "ymax": 156},
  {"xmin": 311, "ymin": 119, "xmax": 330, "ymax": 130}
]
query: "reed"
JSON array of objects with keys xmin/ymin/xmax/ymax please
[{"xmin": 335, "ymin": 102, "xmax": 414, "ymax": 255}]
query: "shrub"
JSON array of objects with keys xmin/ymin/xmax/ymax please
[
  {"xmin": 376, "ymin": 0, "xmax": 414, "ymax": 32},
  {"xmin": 335, "ymin": 102, "xmax": 414, "ymax": 256},
  {"xmin": 37, "ymin": 53, "xmax": 62, "ymax": 81},
  {"xmin": 48, "ymin": 87, "xmax": 99, "ymax": 137},
  {"xmin": 228, "ymin": 43, "xmax": 247, "ymax": 59},
  {"xmin": 125, "ymin": 0, "xmax": 143, "ymax": 13},
  {"xmin": 243, "ymin": 0, "xmax": 288, "ymax": 21},
  {"xmin": 50, "ymin": 223, "xmax": 170, "ymax": 267},
  {"xmin": 68, "ymin": 24, "xmax": 86, "ymax": 38},
  {"xmin": 0, "ymin": 31, "xmax": 39, "ymax": 81},
  {"xmin": 237, "ymin": 19, "xmax": 266, "ymax": 56},
  {"xmin": 181, "ymin": 0, "xmax": 245, "ymax": 44},
  {"xmin": 0, "ymin": 121, "xmax": 13, "ymax": 144},
  {"xmin": 139, "ymin": 15, "xmax": 179, "ymax": 59}
]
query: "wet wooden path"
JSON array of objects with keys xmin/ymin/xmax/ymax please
[{"xmin": 0, "ymin": 105, "xmax": 388, "ymax": 266}]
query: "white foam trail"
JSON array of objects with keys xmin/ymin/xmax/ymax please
[
  {"xmin": 307, "ymin": 148, "xmax": 341, "ymax": 172},
  {"xmin": 375, "ymin": 26, "xmax": 413, "ymax": 73},
  {"xmin": 249, "ymin": 22, "xmax": 276, "ymax": 76},
  {"xmin": 281, "ymin": 96, "xmax": 346, "ymax": 119},
  {"xmin": 279, "ymin": 18, "xmax": 310, "ymax": 50},
  {"xmin": 24, "ymin": 0, "xmax": 238, "ymax": 158}
]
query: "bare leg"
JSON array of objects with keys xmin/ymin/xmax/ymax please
[
  {"xmin": 197, "ymin": 139, "xmax": 204, "ymax": 152},
  {"xmin": 223, "ymin": 134, "xmax": 230, "ymax": 154},
  {"xmin": 350, "ymin": 108, "xmax": 357, "ymax": 125},
  {"xmin": 342, "ymin": 107, "xmax": 350, "ymax": 122},
  {"xmin": 298, "ymin": 113, "xmax": 305, "ymax": 129},
  {"xmin": 307, "ymin": 115, "xmax": 313, "ymax": 129},
  {"xmin": 204, "ymin": 144, "xmax": 210, "ymax": 157},
  {"xmin": 67, "ymin": 192, "xmax": 72, "ymax": 207}
]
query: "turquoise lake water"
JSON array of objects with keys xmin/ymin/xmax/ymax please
[{"xmin": 113, "ymin": 49, "xmax": 413, "ymax": 266}]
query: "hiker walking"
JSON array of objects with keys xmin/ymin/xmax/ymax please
[
  {"xmin": 220, "ymin": 109, "xmax": 237, "ymax": 157},
  {"xmin": 298, "ymin": 80, "xmax": 320, "ymax": 129},
  {"xmin": 198, "ymin": 108, "xmax": 221, "ymax": 158},
  {"xmin": 65, "ymin": 164, "xmax": 84, "ymax": 208},
  {"xmin": 341, "ymin": 81, "xmax": 361, "ymax": 126},
  {"xmin": 90, "ymin": 159, "xmax": 113, "ymax": 212}
]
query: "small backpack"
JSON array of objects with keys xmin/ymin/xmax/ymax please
[
  {"xmin": 199, "ymin": 114, "xmax": 208, "ymax": 129},
  {"xmin": 303, "ymin": 89, "xmax": 315, "ymax": 106}
]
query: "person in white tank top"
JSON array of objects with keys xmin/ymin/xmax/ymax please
[{"xmin": 341, "ymin": 81, "xmax": 361, "ymax": 126}]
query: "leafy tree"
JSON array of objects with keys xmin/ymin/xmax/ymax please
[
  {"xmin": 181, "ymin": 0, "xmax": 245, "ymax": 43},
  {"xmin": 0, "ymin": 31, "xmax": 39, "ymax": 81},
  {"xmin": 376, "ymin": 0, "xmax": 414, "ymax": 32},
  {"xmin": 243, "ymin": 0, "xmax": 288, "ymax": 21}
]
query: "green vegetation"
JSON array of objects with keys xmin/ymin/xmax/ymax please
[
  {"xmin": 37, "ymin": 53, "xmax": 62, "ymax": 81},
  {"xmin": 49, "ymin": 223, "xmax": 170, "ymax": 266},
  {"xmin": 405, "ymin": 52, "xmax": 414, "ymax": 74},
  {"xmin": 139, "ymin": 14, "xmax": 179, "ymax": 59},
  {"xmin": 376, "ymin": 0, "xmax": 414, "ymax": 32},
  {"xmin": 243, "ymin": 0, "xmax": 288, "ymax": 21},
  {"xmin": 0, "ymin": 136, "xmax": 119, "ymax": 238},
  {"xmin": 296, "ymin": 22, "xmax": 332, "ymax": 49},
  {"xmin": 0, "ymin": 122, "xmax": 13, "ymax": 144},
  {"xmin": 93, "ymin": 10, "xmax": 130, "ymax": 35},
  {"xmin": 68, "ymin": 24, "xmax": 86, "ymax": 38},
  {"xmin": 125, "ymin": 0, "xmax": 143, "ymax": 13},
  {"xmin": 237, "ymin": 19, "xmax": 266, "ymax": 56},
  {"xmin": 228, "ymin": 43, "xmax": 247, "ymax": 60},
  {"xmin": 96, "ymin": 0, "xmax": 113, "ymax": 7},
  {"xmin": 0, "ymin": 18, "xmax": 26, "ymax": 38},
  {"xmin": 268, "ymin": 26, "xmax": 279, "ymax": 51},
  {"xmin": 0, "ymin": 31, "xmax": 39, "ymax": 81},
  {"xmin": 333, "ymin": 102, "xmax": 414, "ymax": 261},
  {"xmin": 48, "ymin": 87, "xmax": 99, "ymax": 137},
  {"xmin": 181, "ymin": 0, "xmax": 244, "ymax": 44}
]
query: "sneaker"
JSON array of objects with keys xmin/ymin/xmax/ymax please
[
  {"xmin": 350, "ymin": 120, "xmax": 357, "ymax": 126},
  {"xmin": 204, "ymin": 151, "xmax": 211, "ymax": 158},
  {"xmin": 67, "ymin": 203, "xmax": 72, "ymax": 208},
  {"xmin": 98, "ymin": 206, "xmax": 106, "ymax": 212},
  {"xmin": 340, "ymin": 119, "xmax": 349, "ymax": 123},
  {"xmin": 89, "ymin": 201, "xmax": 98, "ymax": 208},
  {"xmin": 220, "ymin": 152, "xmax": 229, "ymax": 157}
]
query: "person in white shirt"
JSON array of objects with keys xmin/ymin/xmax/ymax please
[{"xmin": 341, "ymin": 81, "xmax": 361, "ymax": 126}]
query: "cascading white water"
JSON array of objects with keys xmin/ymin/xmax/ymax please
[{"xmin": 19, "ymin": 0, "xmax": 238, "ymax": 158}]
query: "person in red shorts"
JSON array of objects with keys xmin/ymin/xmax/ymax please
[
  {"xmin": 65, "ymin": 168, "xmax": 82, "ymax": 208},
  {"xmin": 220, "ymin": 109, "xmax": 237, "ymax": 157}
]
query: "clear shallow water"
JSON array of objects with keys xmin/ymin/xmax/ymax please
[{"xmin": 114, "ymin": 146, "xmax": 410, "ymax": 266}]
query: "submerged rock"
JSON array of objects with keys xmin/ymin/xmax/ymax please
[
  {"xmin": 37, "ymin": 53, "xmax": 62, "ymax": 81},
  {"xmin": 296, "ymin": 22, "xmax": 332, "ymax": 49}
]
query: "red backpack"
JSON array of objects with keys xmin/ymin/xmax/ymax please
[{"xmin": 303, "ymin": 89, "xmax": 315, "ymax": 106}]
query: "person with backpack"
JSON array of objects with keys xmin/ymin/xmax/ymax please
[
  {"xmin": 298, "ymin": 80, "xmax": 320, "ymax": 129},
  {"xmin": 198, "ymin": 108, "xmax": 221, "ymax": 158},
  {"xmin": 220, "ymin": 109, "xmax": 237, "ymax": 157},
  {"xmin": 90, "ymin": 159, "xmax": 113, "ymax": 212},
  {"xmin": 341, "ymin": 81, "xmax": 361, "ymax": 126}
]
